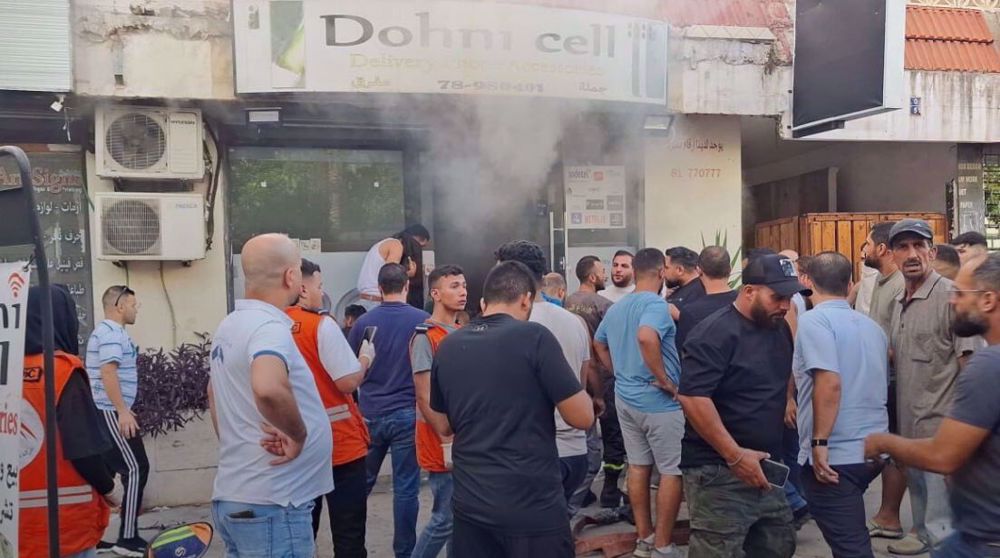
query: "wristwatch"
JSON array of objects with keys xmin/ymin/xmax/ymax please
[{"xmin": 811, "ymin": 439, "xmax": 829, "ymax": 448}]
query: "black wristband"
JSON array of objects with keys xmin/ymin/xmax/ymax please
[{"xmin": 811, "ymin": 439, "xmax": 829, "ymax": 448}]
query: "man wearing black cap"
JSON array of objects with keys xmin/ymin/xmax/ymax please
[
  {"xmin": 677, "ymin": 254, "xmax": 807, "ymax": 558},
  {"xmin": 887, "ymin": 219, "xmax": 983, "ymax": 555}
]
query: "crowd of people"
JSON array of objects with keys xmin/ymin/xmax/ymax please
[{"xmin": 17, "ymin": 219, "xmax": 1000, "ymax": 558}]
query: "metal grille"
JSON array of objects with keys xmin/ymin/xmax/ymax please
[
  {"xmin": 105, "ymin": 112, "xmax": 167, "ymax": 170},
  {"xmin": 102, "ymin": 199, "xmax": 161, "ymax": 255}
]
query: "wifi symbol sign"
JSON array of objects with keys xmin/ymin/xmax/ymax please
[{"xmin": 8, "ymin": 272, "xmax": 25, "ymax": 298}]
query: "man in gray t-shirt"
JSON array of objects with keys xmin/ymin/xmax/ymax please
[{"xmin": 867, "ymin": 253, "xmax": 1000, "ymax": 557}]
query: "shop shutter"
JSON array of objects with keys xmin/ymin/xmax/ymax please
[{"xmin": 0, "ymin": 0, "xmax": 72, "ymax": 92}]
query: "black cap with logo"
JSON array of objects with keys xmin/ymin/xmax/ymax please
[
  {"xmin": 743, "ymin": 254, "xmax": 812, "ymax": 297},
  {"xmin": 888, "ymin": 218, "xmax": 934, "ymax": 247}
]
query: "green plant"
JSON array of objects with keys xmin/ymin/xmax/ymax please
[
  {"xmin": 701, "ymin": 229, "xmax": 743, "ymax": 289},
  {"xmin": 133, "ymin": 333, "xmax": 211, "ymax": 438}
]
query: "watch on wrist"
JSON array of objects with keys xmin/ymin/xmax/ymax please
[{"xmin": 811, "ymin": 439, "xmax": 829, "ymax": 448}]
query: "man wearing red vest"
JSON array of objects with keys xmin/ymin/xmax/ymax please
[
  {"xmin": 287, "ymin": 259, "xmax": 375, "ymax": 557},
  {"xmin": 409, "ymin": 265, "xmax": 467, "ymax": 558},
  {"xmin": 20, "ymin": 285, "xmax": 122, "ymax": 558}
]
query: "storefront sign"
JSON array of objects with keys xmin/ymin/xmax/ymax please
[
  {"xmin": 233, "ymin": 0, "xmax": 667, "ymax": 104},
  {"xmin": 956, "ymin": 145, "xmax": 986, "ymax": 235},
  {"xmin": 0, "ymin": 262, "xmax": 28, "ymax": 556},
  {"xmin": 565, "ymin": 166, "xmax": 626, "ymax": 229},
  {"xmin": 0, "ymin": 152, "xmax": 94, "ymax": 350}
]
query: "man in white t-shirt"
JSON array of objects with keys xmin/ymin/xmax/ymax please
[
  {"xmin": 599, "ymin": 250, "xmax": 636, "ymax": 303},
  {"xmin": 208, "ymin": 233, "xmax": 333, "ymax": 558},
  {"xmin": 356, "ymin": 224, "xmax": 430, "ymax": 306},
  {"xmin": 496, "ymin": 241, "xmax": 594, "ymax": 517}
]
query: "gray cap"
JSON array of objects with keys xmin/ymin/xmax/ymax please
[{"xmin": 888, "ymin": 219, "xmax": 933, "ymax": 247}]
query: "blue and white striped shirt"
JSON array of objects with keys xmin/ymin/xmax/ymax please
[{"xmin": 86, "ymin": 319, "xmax": 139, "ymax": 411}]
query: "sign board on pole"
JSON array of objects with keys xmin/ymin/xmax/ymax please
[
  {"xmin": 0, "ymin": 262, "xmax": 29, "ymax": 557},
  {"xmin": 232, "ymin": 0, "xmax": 668, "ymax": 104},
  {"xmin": 565, "ymin": 166, "xmax": 626, "ymax": 230}
]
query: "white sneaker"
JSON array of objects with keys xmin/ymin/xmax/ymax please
[{"xmin": 633, "ymin": 536, "xmax": 655, "ymax": 558}]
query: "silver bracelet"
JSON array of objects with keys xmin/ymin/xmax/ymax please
[{"xmin": 726, "ymin": 451, "xmax": 746, "ymax": 468}]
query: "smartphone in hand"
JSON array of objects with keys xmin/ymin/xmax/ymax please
[
  {"xmin": 362, "ymin": 326, "xmax": 378, "ymax": 344},
  {"xmin": 761, "ymin": 459, "xmax": 790, "ymax": 488}
]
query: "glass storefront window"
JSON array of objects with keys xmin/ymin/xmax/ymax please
[{"xmin": 228, "ymin": 147, "xmax": 405, "ymax": 252}]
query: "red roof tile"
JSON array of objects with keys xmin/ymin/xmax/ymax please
[
  {"xmin": 906, "ymin": 6, "xmax": 992, "ymax": 42},
  {"xmin": 905, "ymin": 6, "xmax": 1000, "ymax": 72}
]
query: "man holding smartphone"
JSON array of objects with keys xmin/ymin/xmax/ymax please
[
  {"xmin": 348, "ymin": 263, "xmax": 430, "ymax": 558},
  {"xmin": 792, "ymin": 252, "xmax": 889, "ymax": 558},
  {"xmin": 678, "ymin": 254, "xmax": 809, "ymax": 558}
]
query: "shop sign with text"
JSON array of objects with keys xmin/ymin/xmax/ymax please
[{"xmin": 233, "ymin": 0, "xmax": 667, "ymax": 104}]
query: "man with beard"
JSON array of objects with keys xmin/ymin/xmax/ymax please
[
  {"xmin": 599, "ymin": 250, "xmax": 636, "ymax": 303},
  {"xmin": 595, "ymin": 248, "xmax": 684, "ymax": 558},
  {"xmin": 887, "ymin": 219, "xmax": 982, "ymax": 556},
  {"xmin": 678, "ymin": 254, "xmax": 808, "ymax": 558},
  {"xmin": 859, "ymin": 220, "xmax": 909, "ymax": 542},
  {"xmin": 866, "ymin": 253, "xmax": 1000, "ymax": 558},
  {"xmin": 565, "ymin": 256, "xmax": 625, "ymax": 508},
  {"xmin": 664, "ymin": 247, "xmax": 704, "ymax": 308}
]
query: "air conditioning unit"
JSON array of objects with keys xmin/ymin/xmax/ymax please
[
  {"xmin": 95, "ymin": 193, "xmax": 206, "ymax": 261},
  {"xmin": 96, "ymin": 106, "xmax": 205, "ymax": 180}
]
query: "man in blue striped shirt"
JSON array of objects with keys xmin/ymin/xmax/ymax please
[{"xmin": 86, "ymin": 285, "xmax": 147, "ymax": 557}]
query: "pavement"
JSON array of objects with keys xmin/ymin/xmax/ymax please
[{"xmin": 114, "ymin": 473, "xmax": 919, "ymax": 557}]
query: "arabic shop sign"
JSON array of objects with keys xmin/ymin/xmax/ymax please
[{"xmin": 233, "ymin": 0, "xmax": 668, "ymax": 104}]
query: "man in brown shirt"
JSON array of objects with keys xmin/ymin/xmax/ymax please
[
  {"xmin": 861, "ymin": 221, "xmax": 908, "ymax": 540},
  {"xmin": 887, "ymin": 219, "xmax": 982, "ymax": 555}
]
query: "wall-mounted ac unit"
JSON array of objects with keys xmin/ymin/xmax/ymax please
[
  {"xmin": 95, "ymin": 193, "xmax": 206, "ymax": 261},
  {"xmin": 96, "ymin": 106, "xmax": 204, "ymax": 180}
]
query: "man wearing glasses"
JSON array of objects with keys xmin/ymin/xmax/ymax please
[
  {"xmin": 885, "ymin": 220, "xmax": 983, "ymax": 556},
  {"xmin": 86, "ymin": 285, "xmax": 147, "ymax": 557}
]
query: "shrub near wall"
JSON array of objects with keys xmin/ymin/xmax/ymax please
[{"xmin": 133, "ymin": 333, "xmax": 211, "ymax": 438}]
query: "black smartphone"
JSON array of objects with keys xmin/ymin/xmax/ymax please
[
  {"xmin": 761, "ymin": 459, "xmax": 790, "ymax": 489},
  {"xmin": 362, "ymin": 326, "xmax": 378, "ymax": 344},
  {"xmin": 228, "ymin": 509, "xmax": 255, "ymax": 519}
]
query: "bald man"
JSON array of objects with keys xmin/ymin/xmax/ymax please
[{"xmin": 208, "ymin": 234, "xmax": 334, "ymax": 558}]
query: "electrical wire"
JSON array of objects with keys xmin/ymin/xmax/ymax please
[{"xmin": 159, "ymin": 262, "xmax": 178, "ymax": 347}]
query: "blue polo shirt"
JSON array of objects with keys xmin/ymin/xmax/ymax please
[
  {"xmin": 793, "ymin": 299, "xmax": 889, "ymax": 466},
  {"xmin": 595, "ymin": 291, "xmax": 680, "ymax": 413},
  {"xmin": 348, "ymin": 302, "xmax": 429, "ymax": 418}
]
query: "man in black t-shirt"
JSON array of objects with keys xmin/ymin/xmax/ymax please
[
  {"xmin": 664, "ymin": 246, "xmax": 705, "ymax": 308},
  {"xmin": 426, "ymin": 261, "xmax": 594, "ymax": 557},
  {"xmin": 678, "ymin": 254, "xmax": 810, "ymax": 558},
  {"xmin": 675, "ymin": 246, "xmax": 738, "ymax": 355}
]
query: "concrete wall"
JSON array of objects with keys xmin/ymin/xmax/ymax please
[
  {"xmin": 784, "ymin": 71, "xmax": 1000, "ymax": 143},
  {"xmin": 669, "ymin": 29, "xmax": 791, "ymax": 116},
  {"xmin": 74, "ymin": 0, "xmax": 235, "ymax": 99},
  {"xmin": 86, "ymin": 148, "xmax": 228, "ymax": 505},
  {"xmin": 645, "ymin": 115, "xmax": 742, "ymax": 252}
]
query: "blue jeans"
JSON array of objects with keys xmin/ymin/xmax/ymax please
[
  {"xmin": 782, "ymin": 425, "xmax": 808, "ymax": 512},
  {"xmin": 212, "ymin": 500, "xmax": 315, "ymax": 558},
  {"xmin": 802, "ymin": 462, "xmax": 882, "ymax": 558},
  {"xmin": 412, "ymin": 472, "xmax": 454, "ymax": 558},
  {"xmin": 933, "ymin": 533, "xmax": 1000, "ymax": 558},
  {"xmin": 365, "ymin": 407, "xmax": 420, "ymax": 558}
]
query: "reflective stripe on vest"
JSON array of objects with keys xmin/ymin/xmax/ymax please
[
  {"xmin": 20, "ymin": 485, "xmax": 95, "ymax": 508},
  {"xmin": 326, "ymin": 404, "xmax": 352, "ymax": 423}
]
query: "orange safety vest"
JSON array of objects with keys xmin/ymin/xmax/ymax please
[
  {"xmin": 20, "ymin": 351, "xmax": 110, "ymax": 558},
  {"xmin": 412, "ymin": 321, "xmax": 453, "ymax": 473},
  {"xmin": 287, "ymin": 306, "xmax": 370, "ymax": 466}
]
